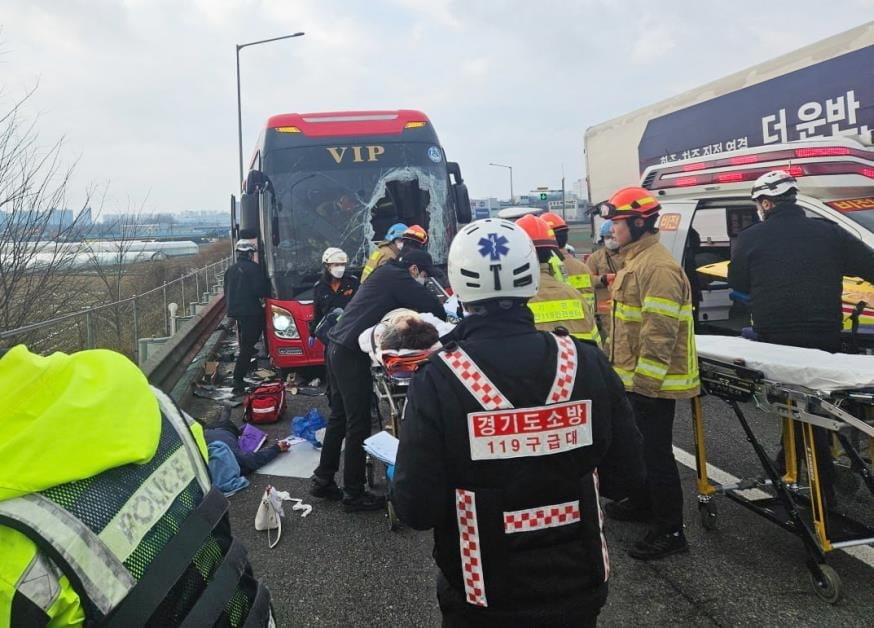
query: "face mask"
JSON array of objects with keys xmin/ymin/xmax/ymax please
[
  {"xmin": 329, "ymin": 265, "xmax": 345, "ymax": 279},
  {"xmin": 414, "ymin": 273, "xmax": 427, "ymax": 286},
  {"xmin": 757, "ymin": 207, "xmax": 766, "ymax": 222},
  {"xmin": 605, "ymin": 238, "xmax": 620, "ymax": 251},
  {"xmin": 395, "ymin": 241, "xmax": 404, "ymax": 251}
]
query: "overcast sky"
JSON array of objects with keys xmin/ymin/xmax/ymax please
[{"xmin": 1, "ymin": 1, "xmax": 871, "ymax": 215}]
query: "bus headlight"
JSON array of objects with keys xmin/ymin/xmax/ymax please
[{"xmin": 271, "ymin": 305, "xmax": 300, "ymax": 339}]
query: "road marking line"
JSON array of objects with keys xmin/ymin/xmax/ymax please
[{"xmin": 673, "ymin": 445, "xmax": 874, "ymax": 569}]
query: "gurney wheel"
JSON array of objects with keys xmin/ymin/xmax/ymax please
[
  {"xmin": 809, "ymin": 564, "xmax": 843, "ymax": 605},
  {"xmin": 698, "ymin": 501, "xmax": 718, "ymax": 531}
]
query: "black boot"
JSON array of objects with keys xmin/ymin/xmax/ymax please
[{"xmin": 628, "ymin": 528, "xmax": 689, "ymax": 561}]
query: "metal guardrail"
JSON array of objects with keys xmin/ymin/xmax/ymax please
[{"xmin": 0, "ymin": 257, "xmax": 232, "ymax": 361}]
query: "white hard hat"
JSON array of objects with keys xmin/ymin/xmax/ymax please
[
  {"xmin": 235, "ymin": 240, "xmax": 257, "ymax": 253},
  {"xmin": 448, "ymin": 218, "xmax": 539, "ymax": 304},
  {"xmin": 751, "ymin": 169, "xmax": 799, "ymax": 200},
  {"xmin": 496, "ymin": 206, "xmax": 543, "ymax": 220},
  {"xmin": 321, "ymin": 247, "xmax": 348, "ymax": 264}
]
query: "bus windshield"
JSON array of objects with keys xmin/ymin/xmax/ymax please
[{"xmin": 263, "ymin": 141, "xmax": 454, "ymax": 298}]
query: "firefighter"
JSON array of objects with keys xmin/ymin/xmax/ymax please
[
  {"xmin": 587, "ymin": 220, "xmax": 626, "ymax": 340},
  {"xmin": 310, "ymin": 247, "xmax": 359, "ymax": 344},
  {"xmin": 0, "ymin": 345, "xmax": 273, "ymax": 626},
  {"xmin": 394, "ymin": 218, "xmax": 645, "ymax": 626},
  {"xmin": 515, "ymin": 214, "xmax": 600, "ymax": 344},
  {"xmin": 597, "ymin": 187, "xmax": 700, "ymax": 560},
  {"xmin": 310, "ymin": 249, "xmax": 446, "ymax": 512},
  {"xmin": 224, "ymin": 240, "xmax": 269, "ymax": 394},
  {"xmin": 541, "ymin": 211, "xmax": 597, "ymax": 314},
  {"xmin": 728, "ymin": 169, "xmax": 874, "ymax": 508},
  {"xmin": 360, "ymin": 223, "xmax": 407, "ymax": 283},
  {"xmin": 400, "ymin": 224, "xmax": 429, "ymax": 251}
]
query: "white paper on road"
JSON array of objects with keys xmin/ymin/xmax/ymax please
[
  {"xmin": 363, "ymin": 430, "xmax": 399, "ymax": 466},
  {"xmin": 256, "ymin": 428, "xmax": 333, "ymax": 478},
  {"xmin": 695, "ymin": 335, "xmax": 874, "ymax": 392}
]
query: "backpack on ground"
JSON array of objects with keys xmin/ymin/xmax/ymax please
[{"xmin": 245, "ymin": 381, "xmax": 287, "ymax": 424}]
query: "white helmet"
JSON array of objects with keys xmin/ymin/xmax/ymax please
[
  {"xmin": 751, "ymin": 169, "xmax": 799, "ymax": 200},
  {"xmin": 448, "ymin": 218, "xmax": 539, "ymax": 304},
  {"xmin": 321, "ymin": 247, "xmax": 348, "ymax": 264},
  {"xmin": 235, "ymin": 240, "xmax": 257, "ymax": 253}
]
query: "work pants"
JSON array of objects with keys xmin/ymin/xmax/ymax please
[
  {"xmin": 628, "ymin": 393, "xmax": 684, "ymax": 533},
  {"xmin": 233, "ymin": 314, "xmax": 264, "ymax": 385},
  {"xmin": 314, "ymin": 342, "xmax": 373, "ymax": 496}
]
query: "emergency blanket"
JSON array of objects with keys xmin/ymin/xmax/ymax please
[{"xmin": 695, "ymin": 335, "xmax": 874, "ymax": 392}]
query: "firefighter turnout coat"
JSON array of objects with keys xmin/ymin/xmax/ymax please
[
  {"xmin": 607, "ymin": 232, "xmax": 700, "ymax": 399},
  {"xmin": 560, "ymin": 247, "xmax": 597, "ymax": 312},
  {"xmin": 528, "ymin": 263, "xmax": 599, "ymax": 344},
  {"xmin": 586, "ymin": 246, "xmax": 625, "ymax": 309},
  {"xmin": 0, "ymin": 346, "xmax": 271, "ymax": 627},
  {"xmin": 393, "ymin": 308, "xmax": 645, "ymax": 623},
  {"xmin": 360, "ymin": 241, "xmax": 399, "ymax": 282}
]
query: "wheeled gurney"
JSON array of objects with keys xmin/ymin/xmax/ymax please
[{"xmin": 691, "ymin": 335, "xmax": 874, "ymax": 603}]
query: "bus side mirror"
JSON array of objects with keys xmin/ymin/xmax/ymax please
[
  {"xmin": 230, "ymin": 194, "xmax": 239, "ymax": 240},
  {"xmin": 447, "ymin": 162, "xmax": 472, "ymax": 224},
  {"xmin": 239, "ymin": 192, "xmax": 260, "ymax": 239}
]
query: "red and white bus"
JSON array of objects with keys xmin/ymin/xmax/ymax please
[{"xmin": 233, "ymin": 110, "xmax": 471, "ymax": 371}]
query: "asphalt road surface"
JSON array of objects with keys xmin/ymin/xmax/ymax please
[{"xmin": 187, "ymin": 355, "xmax": 874, "ymax": 627}]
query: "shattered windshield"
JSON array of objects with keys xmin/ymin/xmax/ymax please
[{"xmin": 263, "ymin": 142, "xmax": 454, "ymax": 298}]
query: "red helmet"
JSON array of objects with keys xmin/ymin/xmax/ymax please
[
  {"xmin": 540, "ymin": 212, "xmax": 568, "ymax": 231},
  {"xmin": 515, "ymin": 215, "xmax": 557, "ymax": 249},
  {"xmin": 597, "ymin": 187, "xmax": 661, "ymax": 221},
  {"xmin": 402, "ymin": 224, "xmax": 429, "ymax": 246}
]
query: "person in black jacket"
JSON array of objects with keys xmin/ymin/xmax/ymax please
[
  {"xmin": 394, "ymin": 219, "xmax": 645, "ymax": 627},
  {"xmin": 309, "ymin": 247, "xmax": 360, "ymax": 345},
  {"xmin": 310, "ymin": 249, "xmax": 447, "ymax": 512},
  {"xmin": 224, "ymin": 241, "xmax": 269, "ymax": 393},
  {"xmin": 729, "ymin": 169, "xmax": 874, "ymax": 508}
]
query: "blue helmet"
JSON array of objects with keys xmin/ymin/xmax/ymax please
[
  {"xmin": 385, "ymin": 223, "xmax": 408, "ymax": 242},
  {"xmin": 599, "ymin": 220, "xmax": 613, "ymax": 239}
]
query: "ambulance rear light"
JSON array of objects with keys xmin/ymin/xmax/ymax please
[
  {"xmin": 681, "ymin": 163, "xmax": 708, "ymax": 171},
  {"xmin": 650, "ymin": 162, "xmax": 874, "ymax": 190},
  {"xmin": 864, "ymin": 168, "xmax": 874, "ymax": 179},
  {"xmin": 784, "ymin": 166, "xmax": 804, "ymax": 177},
  {"xmin": 715, "ymin": 172, "xmax": 745, "ymax": 183},
  {"xmin": 729, "ymin": 155, "xmax": 759, "ymax": 165},
  {"xmin": 675, "ymin": 176, "xmax": 700, "ymax": 186}
]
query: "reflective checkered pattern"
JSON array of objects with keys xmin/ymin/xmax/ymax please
[
  {"xmin": 593, "ymin": 470, "xmax": 610, "ymax": 581},
  {"xmin": 455, "ymin": 489, "xmax": 488, "ymax": 607},
  {"xmin": 548, "ymin": 334, "xmax": 578, "ymax": 404},
  {"xmin": 439, "ymin": 348, "xmax": 512, "ymax": 411},
  {"xmin": 503, "ymin": 500, "xmax": 581, "ymax": 534}
]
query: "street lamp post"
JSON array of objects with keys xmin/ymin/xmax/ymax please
[
  {"xmin": 236, "ymin": 32, "xmax": 305, "ymax": 190},
  {"xmin": 488, "ymin": 162, "xmax": 514, "ymax": 205}
]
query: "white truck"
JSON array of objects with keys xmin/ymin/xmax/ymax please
[{"xmin": 584, "ymin": 22, "xmax": 874, "ymax": 342}]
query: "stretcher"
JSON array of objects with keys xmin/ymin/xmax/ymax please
[{"xmin": 691, "ymin": 335, "xmax": 874, "ymax": 603}]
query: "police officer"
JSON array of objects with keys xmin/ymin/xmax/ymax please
[
  {"xmin": 728, "ymin": 169, "xmax": 874, "ymax": 507},
  {"xmin": 310, "ymin": 250, "xmax": 446, "ymax": 512},
  {"xmin": 598, "ymin": 187, "xmax": 700, "ymax": 560},
  {"xmin": 394, "ymin": 218, "xmax": 644, "ymax": 626},
  {"xmin": 360, "ymin": 223, "xmax": 407, "ymax": 283},
  {"xmin": 541, "ymin": 211, "xmax": 597, "ymax": 314},
  {"xmin": 515, "ymin": 214, "xmax": 600, "ymax": 344},
  {"xmin": 0, "ymin": 345, "xmax": 272, "ymax": 626},
  {"xmin": 224, "ymin": 240, "xmax": 269, "ymax": 394}
]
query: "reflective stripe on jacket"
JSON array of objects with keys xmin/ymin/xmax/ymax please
[
  {"xmin": 561, "ymin": 248, "xmax": 596, "ymax": 312},
  {"xmin": 529, "ymin": 264, "xmax": 599, "ymax": 344},
  {"xmin": 360, "ymin": 241, "xmax": 398, "ymax": 282},
  {"xmin": 607, "ymin": 233, "xmax": 699, "ymax": 399}
]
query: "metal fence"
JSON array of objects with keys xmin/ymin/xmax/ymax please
[{"xmin": 0, "ymin": 257, "xmax": 232, "ymax": 361}]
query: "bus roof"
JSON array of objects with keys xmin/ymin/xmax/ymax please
[{"xmin": 266, "ymin": 110, "xmax": 433, "ymax": 137}]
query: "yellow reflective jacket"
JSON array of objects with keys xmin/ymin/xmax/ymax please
[
  {"xmin": 528, "ymin": 264, "xmax": 600, "ymax": 344},
  {"xmin": 0, "ymin": 346, "xmax": 211, "ymax": 627},
  {"xmin": 361, "ymin": 241, "xmax": 399, "ymax": 282},
  {"xmin": 607, "ymin": 232, "xmax": 700, "ymax": 399},
  {"xmin": 560, "ymin": 248, "xmax": 596, "ymax": 311}
]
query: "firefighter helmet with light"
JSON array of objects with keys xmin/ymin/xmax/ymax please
[
  {"xmin": 384, "ymin": 223, "xmax": 408, "ymax": 242},
  {"xmin": 751, "ymin": 169, "xmax": 799, "ymax": 200},
  {"xmin": 448, "ymin": 218, "xmax": 539, "ymax": 304},
  {"xmin": 515, "ymin": 215, "xmax": 558, "ymax": 249},
  {"xmin": 235, "ymin": 240, "xmax": 257, "ymax": 253},
  {"xmin": 540, "ymin": 211, "xmax": 568, "ymax": 232},
  {"xmin": 321, "ymin": 247, "xmax": 347, "ymax": 265},
  {"xmin": 597, "ymin": 187, "xmax": 661, "ymax": 221},
  {"xmin": 402, "ymin": 224, "xmax": 429, "ymax": 246}
]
